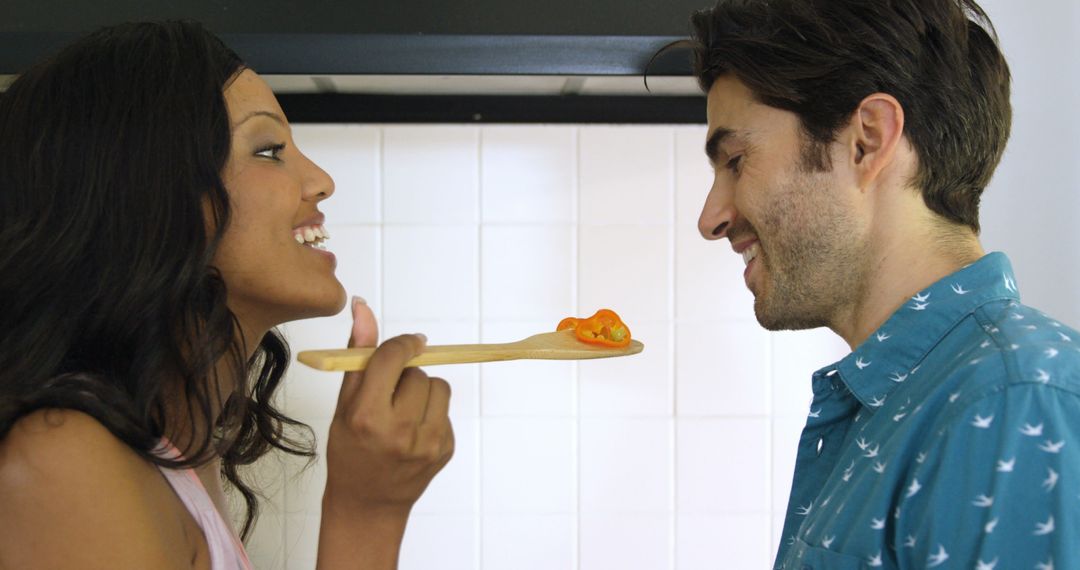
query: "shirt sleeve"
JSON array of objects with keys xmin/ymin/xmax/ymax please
[{"xmin": 894, "ymin": 382, "xmax": 1079, "ymax": 570}]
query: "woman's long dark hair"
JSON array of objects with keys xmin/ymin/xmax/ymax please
[{"xmin": 0, "ymin": 21, "xmax": 313, "ymax": 540}]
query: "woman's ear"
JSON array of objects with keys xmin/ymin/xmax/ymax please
[{"xmin": 850, "ymin": 93, "xmax": 905, "ymax": 190}]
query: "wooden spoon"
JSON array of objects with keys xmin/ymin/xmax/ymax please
[{"xmin": 297, "ymin": 328, "xmax": 644, "ymax": 372}]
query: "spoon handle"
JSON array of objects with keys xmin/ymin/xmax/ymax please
[{"xmin": 297, "ymin": 342, "xmax": 521, "ymax": 372}]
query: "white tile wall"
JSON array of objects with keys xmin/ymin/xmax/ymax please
[{"xmin": 241, "ymin": 123, "xmax": 852, "ymax": 569}]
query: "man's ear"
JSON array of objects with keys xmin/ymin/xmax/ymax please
[{"xmin": 849, "ymin": 93, "xmax": 905, "ymax": 191}]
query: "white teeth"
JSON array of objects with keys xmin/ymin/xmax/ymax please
[
  {"xmin": 741, "ymin": 243, "xmax": 759, "ymax": 266},
  {"xmin": 292, "ymin": 223, "xmax": 331, "ymax": 247}
]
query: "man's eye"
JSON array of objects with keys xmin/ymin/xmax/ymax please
[
  {"xmin": 255, "ymin": 143, "xmax": 286, "ymax": 160},
  {"xmin": 726, "ymin": 155, "xmax": 743, "ymax": 174}
]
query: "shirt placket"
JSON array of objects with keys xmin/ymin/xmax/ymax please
[{"xmin": 776, "ymin": 371, "xmax": 861, "ymax": 568}]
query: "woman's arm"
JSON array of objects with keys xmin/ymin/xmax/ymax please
[{"xmin": 315, "ymin": 299, "xmax": 455, "ymax": 570}]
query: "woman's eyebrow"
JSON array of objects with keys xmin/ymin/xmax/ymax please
[{"xmin": 232, "ymin": 110, "xmax": 287, "ymax": 129}]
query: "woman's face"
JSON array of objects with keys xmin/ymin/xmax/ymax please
[{"xmin": 213, "ymin": 69, "xmax": 346, "ymax": 338}]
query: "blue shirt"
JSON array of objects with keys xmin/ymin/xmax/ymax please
[{"xmin": 775, "ymin": 253, "xmax": 1080, "ymax": 570}]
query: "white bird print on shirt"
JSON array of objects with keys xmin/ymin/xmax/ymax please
[
  {"xmin": 876, "ymin": 331, "xmax": 891, "ymax": 342},
  {"xmin": 1058, "ymin": 331, "xmax": 1072, "ymax": 342},
  {"xmin": 868, "ymin": 395, "xmax": 887, "ymax": 408},
  {"xmin": 949, "ymin": 392, "xmax": 962, "ymax": 403},
  {"xmin": 1043, "ymin": 467, "xmax": 1059, "ymax": 491},
  {"xmin": 1036, "ymin": 369, "xmax": 1051, "ymax": 383},
  {"xmin": 1039, "ymin": 440, "xmax": 1065, "ymax": 453},
  {"xmin": 927, "ymin": 544, "xmax": 950, "ymax": 567},
  {"xmin": 1009, "ymin": 312, "xmax": 1025, "ymax": 321},
  {"xmin": 868, "ymin": 551, "xmax": 883, "ymax": 567},
  {"xmin": 795, "ymin": 502, "xmax": 813, "ymax": 516},
  {"xmin": 971, "ymin": 414, "xmax": 994, "ymax": 428},
  {"xmin": 842, "ymin": 461, "xmax": 855, "ymax": 482},
  {"xmin": 856, "ymin": 357, "xmax": 871, "ymax": 369},
  {"xmin": 890, "ymin": 372, "xmax": 908, "ymax": 383},
  {"xmin": 906, "ymin": 478, "xmax": 922, "ymax": 498},
  {"xmin": 1035, "ymin": 558, "xmax": 1055, "ymax": 570},
  {"xmin": 864, "ymin": 444, "xmax": 881, "ymax": 458},
  {"xmin": 871, "ymin": 517, "xmax": 885, "ymax": 530},
  {"xmin": 1024, "ymin": 324, "xmax": 1038, "ymax": 331},
  {"xmin": 873, "ymin": 461, "xmax": 887, "ymax": 473},
  {"xmin": 1003, "ymin": 273, "xmax": 1017, "ymax": 292},
  {"xmin": 903, "ymin": 535, "xmax": 916, "ymax": 548},
  {"xmin": 808, "ymin": 408, "xmax": 821, "ymax": 418},
  {"xmin": 857, "ymin": 437, "xmax": 871, "ymax": 450},
  {"xmin": 985, "ymin": 517, "xmax": 999, "ymax": 533},
  {"xmin": 916, "ymin": 451, "xmax": 927, "ymax": 464},
  {"xmin": 1045, "ymin": 348, "xmax": 1059, "ymax": 358},
  {"xmin": 951, "ymin": 283, "xmax": 969, "ymax": 295},
  {"xmin": 913, "ymin": 291, "xmax": 931, "ymax": 303},
  {"xmin": 972, "ymin": 494, "xmax": 994, "ymax": 507},
  {"xmin": 1020, "ymin": 423, "xmax": 1044, "ymax": 436},
  {"xmin": 980, "ymin": 339, "xmax": 992, "ymax": 349},
  {"xmin": 996, "ymin": 457, "xmax": 1015, "ymax": 472},
  {"xmin": 1034, "ymin": 515, "xmax": 1055, "ymax": 535},
  {"xmin": 975, "ymin": 557, "xmax": 998, "ymax": 570},
  {"xmin": 911, "ymin": 302, "xmax": 929, "ymax": 311},
  {"xmin": 893, "ymin": 412, "xmax": 907, "ymax": 422},
  {"xmin": 822, "ymin": 535, "xmax": 835, "ymax": 549}
]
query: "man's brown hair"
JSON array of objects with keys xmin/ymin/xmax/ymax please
[{"xmin": 685, "ymin": 0, "xmax": 1011, "ymax": 233}]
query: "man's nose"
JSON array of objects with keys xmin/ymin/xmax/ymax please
[{"xmin": 697, "ymin": 176, "xmax": 736, "ymax": 241}]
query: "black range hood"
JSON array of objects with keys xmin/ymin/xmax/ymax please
[{"xmin": 1, "ymin": 0, "xmax": 711, "ymax": 123}]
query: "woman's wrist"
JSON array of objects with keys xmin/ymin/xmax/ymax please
[{"xmin": 315, "ymin": 495, "xmax": 412, "ymax": 570}]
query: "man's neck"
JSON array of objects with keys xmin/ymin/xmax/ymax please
[{"xmin": 830, "ymin": 223, "xmax": 984, "ymax": 350}]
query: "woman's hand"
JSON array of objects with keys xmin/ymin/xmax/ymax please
[{"xmin": 317, "ymin": 297, "xmax": 454, "ymax": 569}]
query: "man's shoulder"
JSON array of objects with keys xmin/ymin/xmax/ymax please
[
  {"xmin": 973, "ymin": 301, "xmax": 1080, "ymax": 387},
  {"xmin": 906, "ymin": 302, "xmax": 1080, "ymax": 436}
]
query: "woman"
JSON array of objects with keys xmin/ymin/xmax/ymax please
[{"xmin": 0, "ymin": 21, "xmax": 454, "ymax": 569}]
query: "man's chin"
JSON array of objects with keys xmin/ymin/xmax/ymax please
[{"xmin": 754, "ymin": 296, "xmax": 826, "ymax": 332}]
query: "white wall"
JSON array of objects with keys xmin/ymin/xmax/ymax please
[
  {"xmin": 239, "ymin": 4, "xmax": 1080, "ymax": 567},
  {"xmin": 237, "ymin": 124, "xmax": 849, "ymax": 569},
  {"xmin": 979, "ymin": 0, "xmax": 1080, "ymax": 326}
]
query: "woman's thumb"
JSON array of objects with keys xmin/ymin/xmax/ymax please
[{"xmin": 348, "ymin": 295, "xmax": 379, "ymax": 348}]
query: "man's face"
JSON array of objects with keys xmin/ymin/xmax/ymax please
[{"xmin": 698, "ymin": 75, "xmax": 871, "ymax": 331}]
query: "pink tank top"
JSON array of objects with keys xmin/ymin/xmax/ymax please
[{"xmin": 153, "ymin": 439, "xmax": 254, "ymax": 570}]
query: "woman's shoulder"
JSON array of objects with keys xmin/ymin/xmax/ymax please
[{"xmin": 0, "ymin": 409, "xmax": 197, "ymax": 569}]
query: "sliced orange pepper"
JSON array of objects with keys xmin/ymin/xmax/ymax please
[
  {"xmin": 556, "ymin": 317, "xmax": 580, "ymax": 332},
  {"xmin": 555, "ymin": 309, "xmax": 631, "ymax": 348}
]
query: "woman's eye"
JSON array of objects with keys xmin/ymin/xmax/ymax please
[
  {"xmin": 255, "ymin": 143, "xmax": 286, "ymax": 161},
  {"xmin": 725, "ymin": 155, "xmax": 743, "ymax": 174}
]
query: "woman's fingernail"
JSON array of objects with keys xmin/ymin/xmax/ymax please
[
  {"xmin": 415, "ymin": 333, "xmax": 428, "ymax": 343},
  {"xmin": 352, "ymin": 295, "xmax": 367, "ymax": 307}
]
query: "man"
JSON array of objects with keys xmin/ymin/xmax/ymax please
[{"xmin": 685, "ymin": 0, "xmax": 1079, "ymax": 568}]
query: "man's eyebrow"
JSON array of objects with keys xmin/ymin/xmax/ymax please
[
  {"xmin": 704, "ymin": 127, "xmax": 737, "ymax": 164},
  {"xmin": 232, "ymin": 110, "xmax": 287, "ymax": 129}
]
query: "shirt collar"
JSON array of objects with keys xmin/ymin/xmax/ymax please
[{"xmin": 831, "ymin": 252, "xmax": 1020, "ymax": 412}]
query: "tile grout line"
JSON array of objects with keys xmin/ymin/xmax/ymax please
[
  {"xmin": 475, "ymin": 125, "xmax": 485, "ymax": 570},
  {"xmin": 573, "ymin": 124, "xmax": 583, "ymax": 570},
  {"xmin": 668, "ymin": 126, "xmax": 679, "ymax": 570}
]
